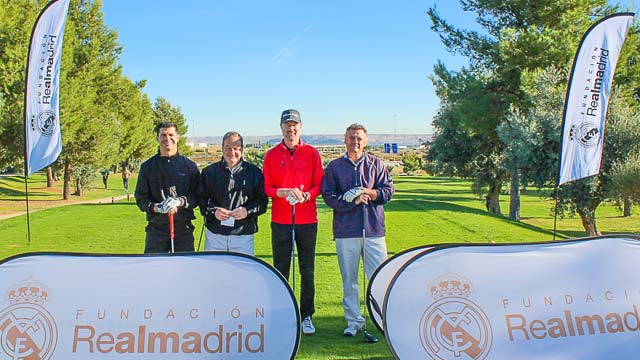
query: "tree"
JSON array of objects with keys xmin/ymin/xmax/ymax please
[
  {"xmin": 428, "ymin": 63, "xmax": 511, "ymax": 214},
  {"xmin": 610, "ymin": 152, "xmax": 640, "ymax": 216},
  {"xmin": 402, "ymin": 152, "xmax": 423, "ymax": 174},
  {"xmin": 0, "ymin": 0, "xmax": 41, "ymax": 170},
  {"xmin": 59, "ymin": 0, "xmax": 123, "ymax": 198},
  {"xmin": 427, "ymin": 0, "xmax": 608, "ymax": 217},
  {"xmin": 497, "ymin": 66, "xmax": 567, "ymax": 220}
]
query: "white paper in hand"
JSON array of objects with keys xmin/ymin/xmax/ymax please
[{"xmin": 221, "ymin": 217, "xmax": 235, "ymax": 227}]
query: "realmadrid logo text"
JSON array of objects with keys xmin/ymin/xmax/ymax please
[
  {"xmin": 419, "ymin": 273, "xmax": 492, "ymax": 360},
  {"xmin": 30, "ymin": 111, "xmax": 57, "ymax": 137},
  {"xmin": 0, "ymin": 278, "xmax": 58, "ymax": 360}
]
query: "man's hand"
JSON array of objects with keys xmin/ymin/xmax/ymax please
[
  {"xmin": 286, "ymin": 192, "xmax": 299, "ymax": 205},
  {"xmin": 342, "ymin": 187, "xmax": 364, "ymax": 202},
  {"xmin": 355, "ymin": 193, "xmax": 370, "ymax": 205},
  {"xmin": 215, "ymin": 208, "xmax": 232, "ymax": 221},
  {"xmin": 278, "ymin": 188, "xmax": 306, "ymax": 205},
  {"xmin": 160, "ymin": 197, "xmax": 181, "ymax": 213},
  {"xmin": 230, "ymin": 207, "xmax": 248, "ymax": 220}
]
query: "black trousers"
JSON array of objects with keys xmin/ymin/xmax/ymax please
[
  {"xmin": 144, "ymin": 222, "xmax": 195, "ymax": 254},
  {"xmin": 271, "ymin": 222, "xmax": 317, "ymax": 319}
]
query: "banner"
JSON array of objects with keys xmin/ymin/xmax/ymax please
[
  {"xmin": 557, "ymin": 13, "xmax": 633, "ymax": 186},
  {"xmin": 0, "ymin": 253, "xmax": 300, "ymax": 359},
  {"xmin": 24, "ymin": 0, "xmax": 70, "ymax": 175},
  {"xmin": 384, "ymin": 236, "xmax": 640, "ymax": 359},
  {"xmin": 367, "ymin": 245, "xmax": 434, "ymax": 333}
]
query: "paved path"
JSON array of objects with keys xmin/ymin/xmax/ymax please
[{"xmin": 0, "ymin": 194, "xmax": 130, "ymax": 220}]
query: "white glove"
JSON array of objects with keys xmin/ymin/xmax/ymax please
[
  {"xmin": 159, "ymin": 197, "xmax": 180, "ymax": 213},
  {"xmin": 342, "ymin": 187, "xmax": 364, "ymax": 203},
  {"xmin": 286, "ymin": 192, "xmax": 299, "ymax": 206}
]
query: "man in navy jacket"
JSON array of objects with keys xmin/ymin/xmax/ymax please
[
  {"xmin": 197, "ymin": 131, "xmax": 267, "ymax": 255},
  {"xmin": 321, "ymin": 123, "xmax": 394, "ymax": 337}
]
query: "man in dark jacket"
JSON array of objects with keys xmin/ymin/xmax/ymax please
[
  {"xmin": 321, "ymin": 123, "xmax": 394, "ymax": 337},
  {"xmin": 135, "ymin": 121, "xmax": 200, "ymax": 253},
  {"xmin": 197, "ymin": 131, "xmax": 267, "ymax": 255}
]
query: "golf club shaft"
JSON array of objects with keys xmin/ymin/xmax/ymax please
[
  {"xmin": 361, "ymin": 203, "xmax": 378, "ymax": 342},
  {"xmin": 169, "ymin": 213, "xmax": 175, "ymax": 253},
  {"xmin": 197, "ymin": 201, "xmax": 210, "ymax": 252},
  {"xmin": 291, "ymin": 203, "xmax": 296, "ymax": 293}
]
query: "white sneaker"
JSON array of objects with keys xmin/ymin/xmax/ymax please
[
  {"xmin": 302, "ymin": 316, "xmax": 316, "ymax": 335},
  {"xmin": 343, "ymin": 324, "xmax": 360, "ymax": 337}
]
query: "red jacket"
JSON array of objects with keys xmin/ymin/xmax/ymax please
[{"xmin": 263, "ymin": 140, "xmax": 324, "ymax": 224}]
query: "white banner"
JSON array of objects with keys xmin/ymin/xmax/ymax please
[
  {"xmin": 25, "ymin": 0, "xmax": 70, "ymax": 175},
  {"xmin": 558, "ymin": 13, "xmax": 633, "ymax": 186},
  {"xmin": 367, "ymin": 245, "xmax": 434, "ymax": 333},
  {"xmin": 0, "ymin": 253, "xmax": 300, "ymax": 359},
  {"xmin": 384, "ymin": 236, "xmax": 640, "ymax": 359}
]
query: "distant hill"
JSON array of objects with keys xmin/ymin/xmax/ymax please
[{"xmin": 189, "ymin": 134, "xmax": 432, "ymax": 147}]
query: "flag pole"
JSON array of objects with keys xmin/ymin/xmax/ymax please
[
  {"xmin": 22, "ymin": 0, "xmax": 71, "ymax": 245},
  {"xmin": 22, "ymin": 174, "xmax": 32, "ymax": 245},
  {"xmin": 552, "ymin": 186, "xmax": 559, "ymax": 241}
]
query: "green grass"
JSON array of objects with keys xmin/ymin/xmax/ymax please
[
  {"xmin": 1, "ymin": 175, "xmax": 638, "ymax": 359},
  {"xmin": 0, "ymin": 173, "xmax": 137, "ymax": 215}
]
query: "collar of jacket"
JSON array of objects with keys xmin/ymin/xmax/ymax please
[{"xmin": 278, "ymin": 139, "xmax": 308, "ymax": 152}]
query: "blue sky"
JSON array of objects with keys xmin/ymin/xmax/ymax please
[{"xmin": 100, "ymin": 1, "xmax": 635, "ymax": 138}]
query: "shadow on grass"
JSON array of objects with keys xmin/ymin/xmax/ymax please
[
  {"xmin": 385, "ymin": 199, "xmax": 485, "ymax": 215},
  {"xmin": 393, "ymin": 176, "xmax": 468, "ymax": 185},
  {"xmin": 392, "ymin": 191, "xmax": 475, "ymax": 203},
  {"xmin": 387, "ymin": 199, "xmax": 561, "ymax": 238}
]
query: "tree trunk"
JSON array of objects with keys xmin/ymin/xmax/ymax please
[
  {"xmin": 46, "ymin": 167, "xmax": 55, "ymax": 187},
  {"xmin": 74, "ymin": 177, "xmax": 83, "ymax": 196},
  {"xmin": 63, "ymin": 159, "xmax": 71, "ymax": 200},
  {"xmin": 509, "ymin": 170, "xmax": 520, "ymax": 221},
  {"xmin": 623, "ymin": 197, "xmax": 633, "ymax": 217},
  {"xmin": 576, "ymin": 208, "xmax": 600, "ymax": 236},
  {"xmin": 485, "ymin": 182, "xmax": 502, "ymax": 215}
]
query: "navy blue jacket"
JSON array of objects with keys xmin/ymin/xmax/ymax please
[
  {"xmin": 134, "ymin": 153, "xmax": 200, "ymax": 233},
  {"xmin": 197, "ymin": 159, "xmax": 267, "ymax": 236},
  {"xmin": 321, "ymin": 153, "xmax": 394, "ymax": 238}
]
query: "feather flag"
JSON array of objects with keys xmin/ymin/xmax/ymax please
[
  {"xmin": 24, "ymin": 0, "xmax": 71, "ymax": 175},
  {"xmin": 557, "ymin": 13, "xmax": 634, "ymax": 186}
]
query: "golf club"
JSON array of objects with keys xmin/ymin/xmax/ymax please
[
  {"xmin": 162, "ymin": 188, "xmax": 176, "ymax": 254},
  {"xmin": 361, "ymin": 203, "xmax": 379, "ymax": 343},
  {"xmin": 197, "ymin": 200, "xmax": 210, "ymax": 252},
  {"xmin": 291, "ymin": 201, "xmax": 297, "ymax": 293},
  {"xmin": 169, "ymin": 212, "xmax": 175, "ymax": 253}
]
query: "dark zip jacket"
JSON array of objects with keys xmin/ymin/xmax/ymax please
[
  {"xmin": 197, "ymin": 159, "xmax": 268, "ymax": 235},
  {"xmin": 135, "ymin": 153, "xmax": 200, "ymax": 233}
]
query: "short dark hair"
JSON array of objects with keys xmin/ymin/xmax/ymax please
[
  {"xmin": 345, "ymin": 123, "xmax": 367, "ymax": 135},
  {"xmin": 155, "ymin": 121, "xmax": 178, "ymax": 136},
  {"xmin": 222, "ymin": 131, "xmax": 243, "ymax": 149}
]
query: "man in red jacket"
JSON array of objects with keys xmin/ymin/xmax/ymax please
[{"xmin": 263, "ymin": 109, "xmax": 324, "ymax": 335}]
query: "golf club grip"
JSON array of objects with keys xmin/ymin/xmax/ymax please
[{"xmin": 169, "ymin": 213, "xmax": 174, "ymax": 239}]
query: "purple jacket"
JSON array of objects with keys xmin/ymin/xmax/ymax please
[{"xmin": 321, "ymin": 153, "xmax": 394, "ymax": 239}]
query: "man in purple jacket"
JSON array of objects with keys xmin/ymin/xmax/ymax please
[{"xmin": 321, "ymin": 123, "xmax": 394, "ymax": 337}]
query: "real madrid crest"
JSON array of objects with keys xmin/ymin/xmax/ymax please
[
  {"xmin": 30, "ymin": 111, "xmax": 57, "ymax": 137},
  {"xmin": 419, "ymin": 273, "xmax": 492, "ymax": 360},
  {"xmin": 569, "ymin": 122, "xmax": 600, "ymax": 148},
  {"xmin": 0, "ymin": 278, "xmax": 58, "ymax": 360}
]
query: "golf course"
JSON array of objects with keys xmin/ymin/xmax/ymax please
[{"xmin": 1, "ymin": 173, "xmax": 638, "ymax": 359}]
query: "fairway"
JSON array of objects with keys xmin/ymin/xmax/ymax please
[{"xmin": 1, "ymin": 175, "xmax": 638, "ymax": 359}]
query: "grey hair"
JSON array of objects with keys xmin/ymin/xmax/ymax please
[{"xmin": 345, "ymin": 123, "xmax": 367, "ymax": 135}]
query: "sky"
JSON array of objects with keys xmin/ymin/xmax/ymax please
[{"xmin": 100, "ymin": 1, "xmax": 636, "ymax": 138}]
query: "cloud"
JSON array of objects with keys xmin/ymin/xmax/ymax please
[{"xmin": 272, "ymin": 18, "xmax": 320, "ymax": 64}]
